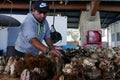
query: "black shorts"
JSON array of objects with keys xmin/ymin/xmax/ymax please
[{"xmin": 14, "ymin": 49, "xmax": 25, "ymax": 57}]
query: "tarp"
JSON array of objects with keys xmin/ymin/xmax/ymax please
[{"xmin": 0, "ymin": 14, "xmax": 21, "ymax": 27}]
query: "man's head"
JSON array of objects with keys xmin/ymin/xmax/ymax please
[{"xmin": 33, "ymin": 0, "xmax": 49, "ymax": 23}]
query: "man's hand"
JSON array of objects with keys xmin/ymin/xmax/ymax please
[{"xmin": 49, "ymin": 49, "xmax": 62, "ymax": 57}]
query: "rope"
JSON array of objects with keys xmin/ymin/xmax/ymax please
[
  {"xmin": 0, "ymin": 0, "xmax": 6, "ymax": 9},
  {"xmin": 52, "ymin": 0, "xmax": 56, "ymax": 27}
]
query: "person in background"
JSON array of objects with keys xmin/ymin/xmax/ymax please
[{"xmin": 15, "ymin": 0, "xmax": 62, "ymax": 57}]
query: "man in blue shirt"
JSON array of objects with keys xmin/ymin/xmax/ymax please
[{"xmin": 15, "ymin": 0, "xmax": 61, "ymax": 57}]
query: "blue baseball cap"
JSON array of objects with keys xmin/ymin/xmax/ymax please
[{"xmin": 34, "ymin": 0, "xmax": 49, "ymax": 13}]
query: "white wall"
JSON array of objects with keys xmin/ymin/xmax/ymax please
[
  {"xmin": 46, "ymin": 16, "xmax": 67, "ymax": 46},
  {"xmin": 0, "ymin": 28, "xmax": 8, "ymax": 53},
  {"xmin": 102, "ymin": 28, "xmax": 107, "ymax": 42},
  {"xmin": 108, "ymin": 21, "xmax": 120, "ymax": 47},
  {"xmin": 7, "ymin": 27, "xmax": 20, "ymax": 46}
]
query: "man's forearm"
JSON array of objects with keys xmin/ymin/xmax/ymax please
[
  {"xmin": 45, "ymin": 38, "xmax": 55, "ymax": 50},
  {"xmin": 30, "ymin": 38, "xmax": 47, "ymax": 53}
]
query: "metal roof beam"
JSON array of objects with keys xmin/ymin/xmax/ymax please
[
  {"xmin": 90, "ymin": 0, "xmax": 101, "ymax": 16},
  {"xmin": 0, "ymin": 2, "xmax": 120, "ymax": 12},
  {"xmin": 99, "ymin": 5, "xmax": 120, "ymax": 12}
]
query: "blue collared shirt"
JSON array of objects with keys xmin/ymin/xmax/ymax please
[{"xmin": 15, "ymin": 13, "xmax": 50, "ymax": 55}]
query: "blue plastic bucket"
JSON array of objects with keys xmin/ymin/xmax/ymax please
[{"xmin": 62, "ymin": 45, "xmax": 77, "ymax": 50}]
